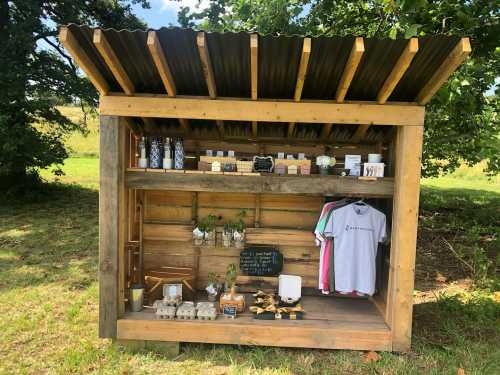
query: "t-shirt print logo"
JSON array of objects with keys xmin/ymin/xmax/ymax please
[{"xmin": 345, "ymin": 224, "xmax": 375, "ymax": 233}]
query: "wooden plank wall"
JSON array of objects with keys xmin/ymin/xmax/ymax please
[{"xmin": 139, "ymin": 191, "xmax": 323, "ymax": 290}]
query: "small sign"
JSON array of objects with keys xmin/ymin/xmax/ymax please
[
  {"xmin": 240, "ymin": 247, "xmax": 283, "ymax": 276},
  {"xmin": 223, "ymin": 304, "xmax": 237, "ymax": 318}
]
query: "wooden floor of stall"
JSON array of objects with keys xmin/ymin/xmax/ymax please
[{"xmin": 117, "ymin": 294, "xmax": 391, "ymax": 351}]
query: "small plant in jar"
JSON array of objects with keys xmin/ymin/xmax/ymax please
[
  {"xmin": 222, "ymin": 221, "xmax": 234, "ymax": 247},
  {"xmin": 206, "ymin": 272, "xmax": 221, "ymax": 302},
  {"xmin": 233, "ymin": 210, "xmax": 246, "ymax": 248}
]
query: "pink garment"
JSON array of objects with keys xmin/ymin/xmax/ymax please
[{"xmin": 321, "ymin": 239, "xmax": 333, "ymax": 292}]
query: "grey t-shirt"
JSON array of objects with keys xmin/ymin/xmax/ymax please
[{"xmin": 325, "ymin": 203, "xmax": 386, "ymax": 296}]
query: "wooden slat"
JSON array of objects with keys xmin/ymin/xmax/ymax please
[
  {"xmin": 100, "ymin": 95, "xmax": 425, "ymax": 126},
  {"xmin": 126, "ymin": 171, "xmax": 395, "ymax": 197},
  {"xmin": 288, "ymin": 38, "xmax": 312, "ymax": 138},
  {"xmin": 387, "ymin": 125, "xmax": 424, "ymax": 352},
  {"xmin": 147, "ymin": 31, "xmax": 176, "ymax": 96},
  {"xmin": 99, "ymin": 115, "xmax": 123, "ymax": 338},
  {"xmin": 93, "ymin": 30, "xmax": 134, "ymax": 95},
  {"xmin": 59, "ymin": 27, "xmax": 109, "ymax": 95},
  {"xmin": 417, "ymin": 38, "xmax": 471, "ymax": 104},
  {"xmin": 251, "ymin": 34, "xmax": 259, "ymax": 138},
  {"xmin": 377, "ymin": 38, "xmax": 418, "ymax": 104},
  {"xmin": 246, "ymin": 228, "xmax": 316, "ymax": 246},
  {"xmin": 336, "ymin": 37, "xmax": 364, "ymax": 102},
  {"xmin": 143, "ymin": 223, "xmax": 192, "ymax": 242}
]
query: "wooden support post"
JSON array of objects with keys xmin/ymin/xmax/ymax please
[
  {"xmin": 254, "ymin": 194, "xmax": 261, "ymax": 228},
  {"xmin": 288, "ymin": 38, "xmax": 311, "ymax": 138},
  {"xmin": 59, "ymin": 27, "xmax": 109, "ymax": 95},
  {"xmin": 336, "ymin": 37, "xmax": 364, "ymax": 102},
  {"xmin": 99, "ymin": 115, "xmax": 125, "ymax": 338},
  {"xmin": 387, "ymin": 125, "xmax": 424, "ymax": 352},
  {"xmin": 417, "ymin": 38, "xmax": 471, "ymax": 104},
  {"xmin": 250, "ymin": 35, "xmax": 259, "ymax": 139}
]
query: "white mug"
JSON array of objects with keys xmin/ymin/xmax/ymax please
[
  {"xmin": 163, "ymin": 158, "xmax": 173, "ymax": 169},
  {"xmin": 368, "ymin": 154, "xmax": 382, "ymax": 163}
]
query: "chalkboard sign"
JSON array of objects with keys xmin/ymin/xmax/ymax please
[
  {"xmin": 222, "ymin": 305, "xmax": 237, "ymax": 318},
  {"xmin": 240, "ymin": 247, "xmax": 283, "ymax": 276}
]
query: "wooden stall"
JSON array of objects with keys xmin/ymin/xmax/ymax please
[{"xmin": 60, "ymin": 24, "xmax": 470, "ymax": 352}]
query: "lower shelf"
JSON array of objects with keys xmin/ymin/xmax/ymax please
[{"xmin": 117, "ymin": 295, "xmax": 391, "ymax": 351}]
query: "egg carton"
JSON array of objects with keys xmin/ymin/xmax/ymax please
[
  {"xmin": 196, "ymin": 302, "xmax": 216, "ymax": 311},
  {"xmin": 176, "ymin": 301, "xmax": 197, "ymax": 320},
  {"xmin": 197, "ymin": 306, "xmax": 217, "ymax": 321},
  {"xmin": 153, "ymin": 301, "xmax": 177, "ymax": 320}
]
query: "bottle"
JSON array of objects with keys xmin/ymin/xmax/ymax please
[
  {"xmin": 163, "ymin": 137, "xmax": 173, "ymax": 169},
  {"xmin": 138, "ymin": 136, "xmax": 148, "ymax": 168},
  {"xmin": 174, "ymin": 138, "xmax": 184, "ymax": 170},
  {"xmin": 149, "ymin": 137, "xmax": 162, "ymax": 169}
]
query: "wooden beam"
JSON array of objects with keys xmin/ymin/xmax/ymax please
[
  {"xmin": 197, "ymin": 32, "xmax": 217, "ymax": 98},
  {"xmin": 288, "ymin": 38, "xmax": 312, "ymax": 138},
  {"xmin": 59, "ymin": 27, "xmax": 109, "ymax": 95},
  {"xmin": 147, "ymin": 31, "xmax": 176, "ymax": 97},
  {"xmin": 250, "ymin": 34, "xmax": 258, "ymax": 101},
  {"xmin": 387, "ymin": 125, "xmax": 424, "ymax": 352},
  {"xmin": 251, "ymin": 34, "xmax": 259, "ymax": 138},
  {"xmin": 321, "ymin": 123, "xmax": 333, "ymax": 140},
  {"xmin": 100, "ymin": 95, "xmax": 425, "ymax": 126},
  {"xmin": 336, "ymin": 37, "xmax": 364, "ymax": 102},
  {"xmin": 126, "ymin": 171, "xmax": 394, "ymax": 197},
  {"xmin": 197, "ymin": 32, "xmax": 224, "ymax": 137},
  {"xmin": 377, "ymin": 38, "xmax": 418, "ymax": 104},
  {"xmin": 351, "ymin": 124, "xmax": 370, "ymax": 143},
  {"xmin": 417, "ymin": 37, "xmax": 471, "ymax": 105},
  {"xmin": 99, "ymin": 115, "xmax": 125, "ymax": 338},
  {"xmin": 93, "ymin": 29, "xmax": 135, "ymax": 95}
]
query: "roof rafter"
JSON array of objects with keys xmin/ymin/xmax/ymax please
[
  {"xmin": 147, "ymin": 31, "xmax": 189, "ymax": 133},
  {"xmin": 351, "ymin": 124, "xmax": 370, "ymax": 143},
  {"xmin": 417, "ymin": 37, "xmax": 471, "ymax": 105},
  {"xmin": 288, "ymin": 38, "xmax": 312, "ymax": 138},
  {"xmin": 321, "ymin": 123, "xmax": 333, "ymax": 141},
  {"xmin": 377, "ymin": 38, "xmax": 418, "ymax": 104},
  {"xmin": 59, "ymin": 27, "xmax": 109, "ymax": 95},
  {"xmin": 147, "ymin": 31, "xmax": 176, "ymax": 97},
  {"xmin": 336, "ymin": 37, "xmax": 364, "ymax": 103},
  {"xmin": 197, "ymin": 31, "xmax": 224, "ymax": 138},
  {"xmin": 250, "ymin": 34, "xmax": 258, "ymax": 139},
  {"xmin": 93, "ymin": 29, "xmax": 134, "ymax": 95}
]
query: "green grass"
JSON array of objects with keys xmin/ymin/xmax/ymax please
[{"xmin": 1, "ymin": 106, "xmax": 498, "ymax": 374}]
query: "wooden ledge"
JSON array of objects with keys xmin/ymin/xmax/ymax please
[{"xmin": 125, "ymin": 170, "xmax": 394, "ymax": 197}]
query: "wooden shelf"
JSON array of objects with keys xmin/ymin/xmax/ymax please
[
  {"xmin": 126, "ymin": 170, "xmax": 394, "ymax": 197},
  {"xmin": 117, "ymin": 294, "xmax": 391, "ymax": 351}
]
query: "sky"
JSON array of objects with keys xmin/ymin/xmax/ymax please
[{"xmin": 131, "ymin": 0, "xmax": 210, "ymax": 28}]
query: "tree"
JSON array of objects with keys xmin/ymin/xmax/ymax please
[
  {"xmin": 177, "ymin": 0, "xmax": 499, "ymax": 177},
  {"xmin": 0, "ymin": 0, "xmax": 150, "ymax": 192}
]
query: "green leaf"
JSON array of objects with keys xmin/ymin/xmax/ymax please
[{"xmin": 404, "ymin": 24, "xmax": 420, "ymax": 38}]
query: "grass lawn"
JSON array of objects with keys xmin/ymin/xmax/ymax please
[{"xmin": 1, "ymin": 107, "xmax": 499, "ymax": 374}]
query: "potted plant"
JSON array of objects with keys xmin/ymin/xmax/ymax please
[
  {"xmin": 220, "ymin": 263, "xmax": 245, "ymax": 313},
  {"xmin": 192, "ymin": 219, "xmax": 206, "ymax": 246},
  {"xmin": 225, "ymin": 263, "xmax": 237, "ymax": 292},
  {"xmin": 233, "ymin": 210, "xmax": 246, "ymax": 249},
  {"xmin": 222, "ymin": 221, "xmax": 234, "ymax": 247},
  {"xmin": 204, "ymin": 214, "xmax": 217, "ymax": 247},
  {"xmin": 206, "ymin": 272, "xmax": 221, "ymax": 302}
]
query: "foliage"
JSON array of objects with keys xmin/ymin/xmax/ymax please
[
  {"xmin": 207, "ymin": 272, "xmax": 220, "ymax": 286},
  {"xmin": 177, "ymin": 0, "xmax": 500, "ymax": 177},
  {"xmin": 225, "ymin": 263, "xmax": 238, "ymax": 288},
  {"xmin": 0, "ymin": 0, "xmax": 150, "ymax": 191},
  {"xmin": 197, "ymin": 214, "xmax": 218, "ymax": 232}
]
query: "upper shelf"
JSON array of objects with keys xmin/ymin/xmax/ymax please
[{"xmin": 126, "ymin": 169, "xmax": 394, "ymax": 197}]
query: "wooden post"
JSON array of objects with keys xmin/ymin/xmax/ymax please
[
  {"xmin": 99, "ymin": 115, "xmax": 126, "ymax": 338},
  {"xmin": 387, "ymin": 125, "xmax": 424, "ymax": 351}
]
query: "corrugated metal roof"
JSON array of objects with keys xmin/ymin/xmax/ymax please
[{"xmin": 64, "ymin": 24, "xmax": 464, "ymax": 142}]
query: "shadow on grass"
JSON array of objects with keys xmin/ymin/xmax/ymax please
[{"xmin": 0, "ymin": 183, "xmax": 99, "ymax": 291}]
